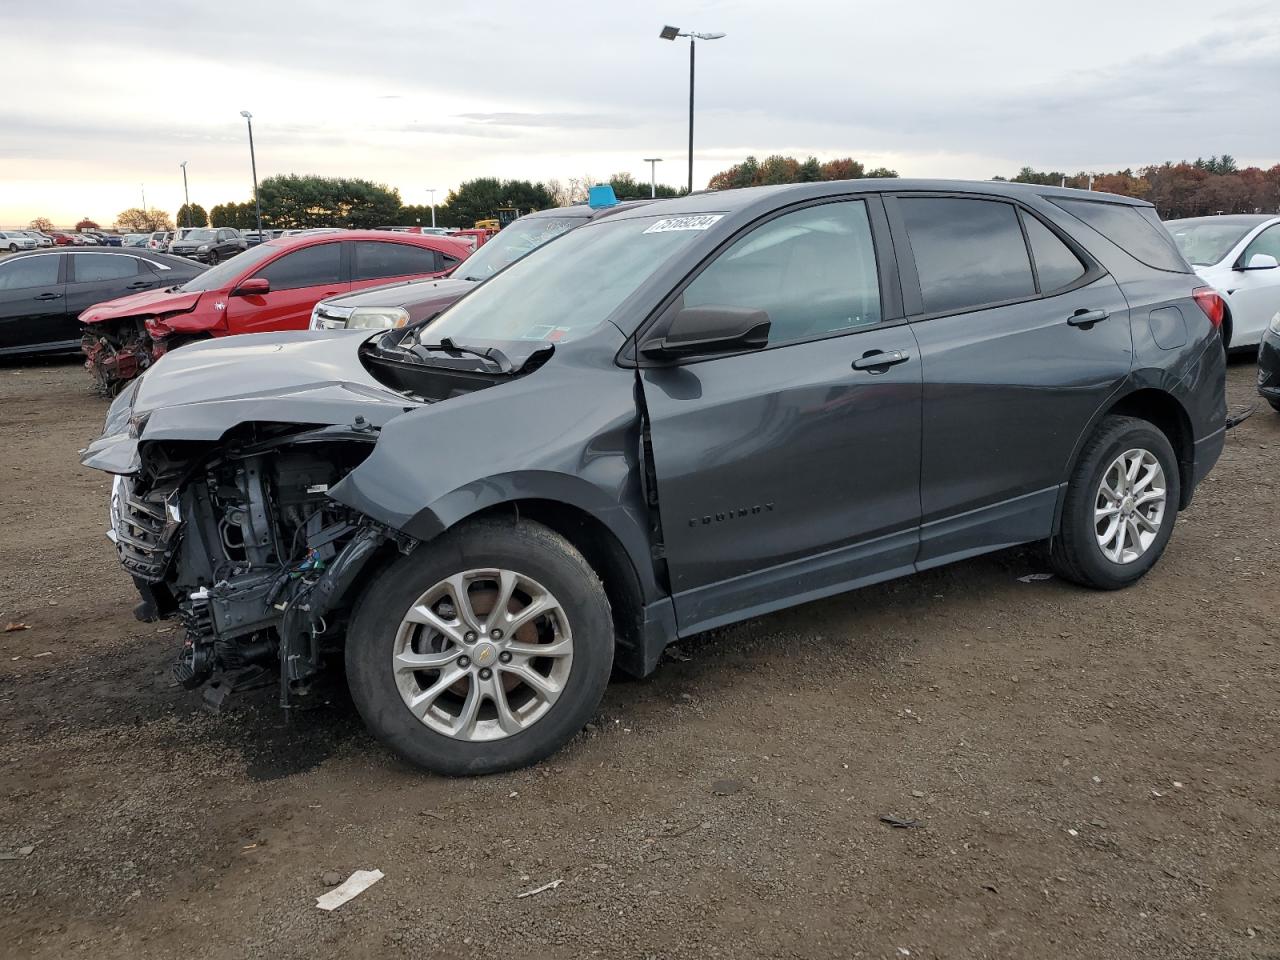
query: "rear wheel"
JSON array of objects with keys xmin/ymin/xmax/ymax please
[
  {"xmin": 1050, "ymin": 415, "xmax": 1180, "ymax": 589},
  {"xmin": 345, "ymin": 518, "xmax": 614, "ymax": 775}
]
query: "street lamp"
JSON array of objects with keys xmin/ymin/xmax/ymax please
[
  {"xmin": 659, "ymin": 25, "xmax": 725, "ymax": 194},
  {"xmin": 643, "ymin": 158, "xmax": 663, "ymax": 198},
  {"xmin": 179, "ymin": 161, "xmax": 191, "ymax": 227},
  {"xmin": 425, "ymin": 188, "xmax": 436, "ymax": 228},
  {"xmin": 240, "ymin": 110, "xmax": 263, "ymax": 235}
]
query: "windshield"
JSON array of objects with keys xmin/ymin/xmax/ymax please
[
  {"xmin": 420, "ymin": 213, "xmax": 718, "ymax": 347},
  {"xmin": 179, "ymin": 242, "xmax": 279, "ymax": 291},
  {"xmin": 455, "ymin": 215, "xmax": 590, "ymax": 282},
  {"xmin": 183, "ymin": 229, "xmax": 216, "ymax": 242},
  {"xmin": 1166, "ymin": 220, "xmax": 1257, "ymax": 266}
]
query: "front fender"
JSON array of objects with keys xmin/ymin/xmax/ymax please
[{"xmin": 327, "ymin": 353, "xmax": 656, "ymax": 593}]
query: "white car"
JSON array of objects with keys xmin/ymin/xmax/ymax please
[
  {"xmin": 0, "ymin": 231, "xmax": 38, "ymax": 252},
  {"xmin": 1166, "ymin": 215, "xmax": 1280, "ymax": 350},
  {"xmin": 19, "ymin": 231, "xmax": 54, "ymax": 248}
]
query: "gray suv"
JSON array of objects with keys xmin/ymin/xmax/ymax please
[
  {"xmin": 83, "ymin": 180, "xmax": 1226, "ymax": 775},
  {"xmin": 167, "ymin": 227, "xmax": 246, "ymax": 264}
]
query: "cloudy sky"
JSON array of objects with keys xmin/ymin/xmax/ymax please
[{"xmin": 2, "ymin": 0, "xmax": 1277, "ymax": 227}]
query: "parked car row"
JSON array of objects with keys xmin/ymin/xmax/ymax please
[
  {"xmin": 75, "ymin": 179, "xmax": 1234, "ymax": 777},
  {"xmin": 79, "ymin": 230, "xmax": 471, "ymax": 391}
]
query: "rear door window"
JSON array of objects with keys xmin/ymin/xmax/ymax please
[
  {"xmin": 72, "ymin": 254, "xmax": 140, "ymax": 282},
  {"xmin": 1022, "ymin": 215, "xmax": 1087, "ymax": 293},
  {"xmin": 0, "ymin": 256, "xmax": 60, "ymax": 290},
  {"xmin": 1052, "ymin": 198, "xmax": 1188, "ymax": 272},
  {"xmin": 900, "ymin": 197, "xmax": 1035, "ymax": 314},
  {"xmin": 353, "ymin": 241, "xmax": 441, "ymax": 281},
  {"xmin": 257, "ymin": 243, "xmax": 342, "ymax": 291},
  {"xmin": 681, "ymin": 199, "xmax": 882, "ymax": 346}
]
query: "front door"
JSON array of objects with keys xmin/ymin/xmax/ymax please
[
  {"xmin": 1228, "ymin": 224, "xmax": 1280, "ymax": 343},
  {"xmin": 888, "ymin": 193, "xmax": 1133, "ymax": 566},
  {"xmin": 641, "ymin": 198, "xmax": 923, "ymax": 635},
  {"xmin": 0, "ymin": 253, "xmax": 67, "ymax": 353},
  {"xmin": 226, "ymin": 240, "xmax": 348, "ymax": 333}
]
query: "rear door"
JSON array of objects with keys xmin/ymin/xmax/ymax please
[
  {"xmin": 225, "ymin": 241, "xmax": 348, "ymax": 333},
  {"xmin": 641, "ymin": 197, "xmax": 923, "ymax": 634},
  {"xmin": 350, "ymin": 240, "xmax": 446, "ymax": 292},
  {"xmin": 0, "ymin": 254, "xmax": 67, "ymax": 352},
  {"xmin": 887, "ymin": 192, "xmax": 1132, "ymax": 567},
  {"xmin": 65, "ymin": 253, "xmax": 159, "ymax": 324}
]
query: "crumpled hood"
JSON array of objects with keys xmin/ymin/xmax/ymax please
[
  {"xmin": 80, "ymin": 287, "xmax": 204, "ymax": 325},
  {"xmin": 323, "ymin": 277, "xmax": 475, "ymax": 316},
  {"xmin": 80, "ymin": 331, "xmax": 417, "ymax": 474}
]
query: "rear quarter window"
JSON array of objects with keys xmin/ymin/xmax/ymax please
[{"xmin": 1052, "ymin": 198, "xmax": 1189, "ymax": 273}]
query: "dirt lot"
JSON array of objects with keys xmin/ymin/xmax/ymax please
[{"xmin": 0, "ymin": 357, "xmax": 1276, "ymax": 960}]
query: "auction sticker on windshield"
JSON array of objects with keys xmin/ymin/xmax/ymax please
[{"xmin": 643, "ymin": 215, "xmax": 724, "ymax": 234}]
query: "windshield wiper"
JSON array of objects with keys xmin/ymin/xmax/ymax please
[{"xmin": 412, "ymin": 336, "xmax": 515, "ymax": 374}]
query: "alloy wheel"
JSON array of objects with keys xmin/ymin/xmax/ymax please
[
  {"xmin": 391, "ymin": 568, "xmax": 573, "ymax": 742},
  {"xmin": 1094, "ymin": 448, "xmax": 1166, "ymax": 564}
]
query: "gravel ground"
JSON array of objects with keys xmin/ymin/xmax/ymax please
[{"xmin": 0, "ymin": 356, "xmax": 1276, "ymax": 960}]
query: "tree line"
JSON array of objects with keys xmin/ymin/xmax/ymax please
[
  {"xmin": 994, "ymin": 156, "xmax": 1280, "ymax": 219},
  {"xmin": 30, "ymin": 153, "xmax": 1280, "ymax": 235}
]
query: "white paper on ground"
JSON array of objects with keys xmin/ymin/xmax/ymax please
[{"xmin": 315, "ymin": 869, "xmax": 384, "ymax": 911}]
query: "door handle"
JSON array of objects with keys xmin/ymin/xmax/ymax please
[
  {"xmin": 33, "ymin": 292, "xmax": 63, "ymax": 301},
  {"xmin": 1067, "ymin": 308, "xmax": 1109, "ymax": 327},
  {"xmin": 852, "ymin": 349, "xmax": 910, "ymax": 372}
]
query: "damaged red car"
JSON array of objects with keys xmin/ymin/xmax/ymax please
[{"xmin": 80, "ymin": 230, "xmax": 470, "ymax": 392}]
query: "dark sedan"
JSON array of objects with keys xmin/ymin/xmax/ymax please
[{"xmin": 0, "ymin": 249, "xmax": 204, "ymax": 359}]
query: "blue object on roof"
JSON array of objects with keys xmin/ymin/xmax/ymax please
[{"xmin": 587, "ymin": 184, "xmax": 619, "ymax": 209}]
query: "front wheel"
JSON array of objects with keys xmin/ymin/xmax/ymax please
[
  {"xmin": 1268, "ymin": 399, "xmax": 1280, "ymax": 414},
  {"xmin": 1050, "ymin": 415, "xmax": 1180, "ymax": 590},
  {"xmin": 6, "ymin": 244, "xmax": 16, "ymax": 252},
  {"xmin": 345, "ymin": 518, "xmax": 614, "ymax": 775},
  {"xmin": 206, "ymin": 250, "xmax": 219, "ymax": 265}
]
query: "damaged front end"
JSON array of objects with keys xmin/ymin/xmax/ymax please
[
  {"xmin": 82, "ymin": 316, "xmax": 156, "ymax": 396},
  {"xmin": 83, "ymin": 332, "xmax": 427, "ymax": 709},
  {"xmin": 109, "ymin": 424, "xmax": 404, "ymax": 708}
]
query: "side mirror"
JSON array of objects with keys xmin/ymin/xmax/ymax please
[
  {"xmin": 233, "ymin": 277, "xmax": 270, "ymax": 296},
  {"xmin": 1243, "ymin": 253, "xmax": 1279, "ymax": 271},
  {"xmin": 640, "ymin": 305, "xmax": 771, "ymax": 359}
]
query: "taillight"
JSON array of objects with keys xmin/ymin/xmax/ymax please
[{"xmin": 1192, "ymin": 286, "xmax": 1225, "ymax": 329}]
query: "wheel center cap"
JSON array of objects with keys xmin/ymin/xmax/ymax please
[
  {"xmin": 1122, "ymin": 495, "xmax": 1135, "ymax": 514},
  {"xmin": 472, "ymin": 641, "xmax": 498, "ymax": 668}
]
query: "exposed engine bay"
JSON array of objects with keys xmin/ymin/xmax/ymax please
[
  {"xmin": 83, "ymin": 318, "xmax": 156, "ymax": 396},
  {"xmin": 111, "ymin": 425, "xmax": 405, "ymax": 707}
]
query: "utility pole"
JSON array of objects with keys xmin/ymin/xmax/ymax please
[
  {"xmin": 660, "ymin": 26, "xmax": 725, "ymax": 194},
  {"xmin": 643, "ymin": 158, "xmax": 663, "ymax": 198},
  {"xmin": 426, "ymin": 188, "xmax": 437, "ymax": 228},
  {"xmin": 180, "ymin": 161, "xmax": 191, "ymax": 227},
  {"xmin": 240, "ymin": 111, "xmax": 263, "ymax": 235}
]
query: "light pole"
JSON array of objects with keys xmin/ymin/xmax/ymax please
[
  {"xmin": 179, "ymin": 161, "xmax": 191, "ymax": 227},
  {"xmin": 643, "ymin": 158, "xmax": 663, "ymax": 198},
  {"xmin": 240, "ymin": 110, "xmax": 263, "ymax": 235},
  {"xmin": 659, "ymin": 25, "xmax": 725, "ymax": 194},
  {"xmin": 425, "ymin": 188, "xmax": 436, "ymax": 228},
  {"xmin": 140, "ymin": 183, "xmax": 146, "ymax": 211}
]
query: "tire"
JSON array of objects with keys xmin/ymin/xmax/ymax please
[
  {"xmin": 1050, "ymin": 415, "xmax": 1180, "ymax": 590},
  {"xmin": 206, "ymin": 250, "xmax": 219, "ymax": 266},
  {"xmin": 6, "ymin": 244, "xmax": 15, "ymax": 252},
  {"xmin": 1268, "ymin": 400, "xmax": 1280, "ymax": 414},
  {"xmin": 345, "ymin": 517, "xmax": 614, "ymax": 775}
]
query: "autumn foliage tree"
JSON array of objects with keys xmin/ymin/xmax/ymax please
[
  {"xmin": 75, "ymin": 219, "xmax": 100, "ymax": 231},
  {"xmin": 707, "ymin": 156, "xmax": 898, "ymax": 190},
  {"xmin": 115, "ymin": 208, "xmax": 174, "ymax": 232},
  {"xmin": 998, "ymin": 157, "xmax": 1280, "ymax": 218},
  {"xmin": 28, "ymin": 217, "xmax": 54, "ymax": 233}
]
